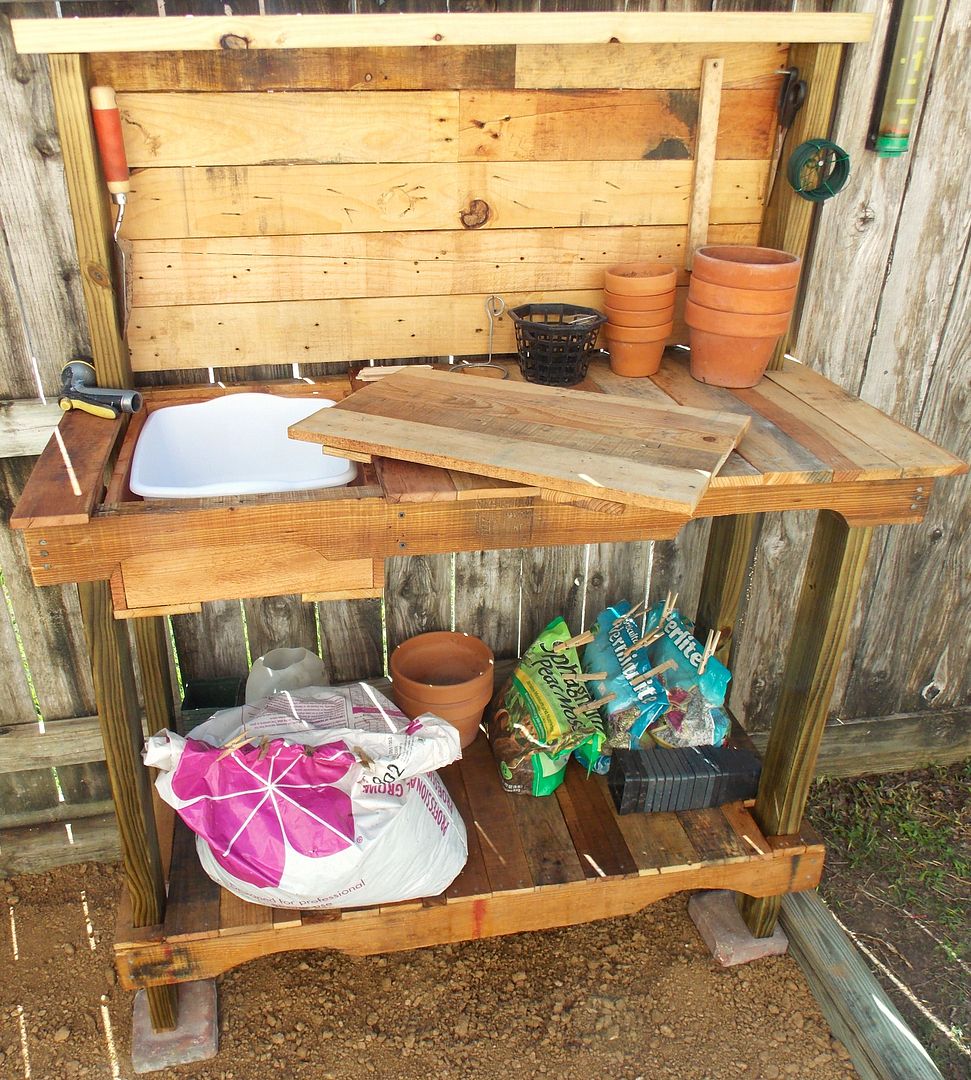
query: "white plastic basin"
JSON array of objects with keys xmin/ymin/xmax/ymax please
[{"xmin": 129, "ymin": 393, "xmax": 357, "ymax": 499}]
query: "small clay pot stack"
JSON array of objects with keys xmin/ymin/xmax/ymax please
[
  {"xmin": 685, "ymin": 246, "xmax": 801, "ymax": 388},
  {"xmin": 602, "ymin": 263, "xmax": 677, "ymax": 377}
]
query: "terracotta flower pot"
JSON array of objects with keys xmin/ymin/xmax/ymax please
[
  {"xmin": 688, "ymin": 329, "xmax": 778, "ymax": 388},
  {"xmin": 389, "ymin": 631, "xmax": 494, "ymax": 749},
  {"xmin": 688, "ymin": 276, "xmax": 798, "ymax": 315},
  {"xmin": 692, "ymin": 246, "xmax": 801, "ymax": 291},
  {"xmin": 603, "ymin": 289, "xmax": 675, "ymax": 312},
  {"xmin": 604, "ymin": 320, "xmax": 674, "ymax": 343},
  {"xmin": 684, "ymin": 299, "xmax": 791, "ymax": 339},
  {"xmin": 604, "ymin": 263, "xmax": 678, "ymax": 296},
  {"xmin": 607, "ymin": 339, "xmax": 665, "ymax": 378},
  {"xmin": 604, "ymin": 303, "xmax": 674, "ymax": 328}
]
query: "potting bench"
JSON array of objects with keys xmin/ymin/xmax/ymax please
[{"xmin": 10, "ymin": 11, "xmax": 966, "ymax": 1039}]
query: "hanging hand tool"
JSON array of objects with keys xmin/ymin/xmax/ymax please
[
  {"xmin": 59, "ymin": 359, "xmax": 142, "ymax": 420},
  {"xmin": 89, "ymin": 85, "xmax": 134, "ymax": 335},
  {"xmin": 766, "ymin": 68, "xmax": 807, "ymax": 202},
  {"xmin": 450, "ymin": 295, "xmax": 509, "ymax": 378}
]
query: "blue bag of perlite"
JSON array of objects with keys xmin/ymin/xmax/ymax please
[
  {"xmin": 643, "ymin": 602, "xmax": 731, "ymax": 707},
  {"xmin": 574, "ymin": 602, "xmax": 669, "ymax": 773}
]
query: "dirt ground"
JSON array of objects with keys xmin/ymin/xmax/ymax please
[
  {"xmin": 0, "ymin": 861, "xmax": 856, "ymax": 1080},
  {"xmin": 807, "ymin": 760, "xmax": 971, "ymax": 1080}
]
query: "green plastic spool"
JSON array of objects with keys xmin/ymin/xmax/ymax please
[{"xmin": 787, "ymin": 139, "xmax": 851, "ymax": 202}]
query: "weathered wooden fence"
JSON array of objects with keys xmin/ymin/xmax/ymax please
[{"xmin": 0, "ymin": 0, "xmax": 968, "ymax": 874}]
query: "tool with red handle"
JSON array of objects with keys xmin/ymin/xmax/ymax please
[{"xmin": 89, "ymin": 85, "xmax": 132, "ymax": 331}]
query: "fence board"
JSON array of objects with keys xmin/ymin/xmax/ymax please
[
  {"xmin": 453, "ymin": 548, "xmax": 523, "ymax": 659},
  {"xmin": 241, "ymin": 593, "xmax": 317, "ymax": 665},
  {"xmin": 170, "ymin": 600, "xmax": 250, "ymax": 685},
  {"xmin": 318, "ymin": 598, "xmax": 385, "ymax": 684},
  {"xmin": 520, "ymin": 545, "xmax": 586, "ymax": 644},
  {"xmin": 384, "ymin": 553, "xmax": 453, "ymax": 655}
]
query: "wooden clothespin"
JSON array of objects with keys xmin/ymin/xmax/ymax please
[
  {"xmin": 553, "ymin": 630, "xmax": 595, "ymax": 653},
  {"xmin": 611, "ymin": 599, "xmax": 646, "ymax": 629},
  {"xmin": 631, "ymin": 658, "xmax": 677, "ymax": 686},
  {"xmin": 576, "ymin": 693, "xmax": 616, "ymax": 714},
  {"xmin": 660, "ymin": 590, "xmax": 679, "ymax": 624},
  {"xmin": 216, "ymin": 730, "xmax": 252, "ymax": 761},
  {"xmin": 698, "ymin": 630, "xmax": 721, "ymax": 675},
  {"xmin": 564, "ymin": 671, "xmax": 607, "ymax": 682},
  {"xmin": 621, "ymin": 626, "xmax": 664, "ymax": 659}
]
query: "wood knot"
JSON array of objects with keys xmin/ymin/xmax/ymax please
[
  {"xmin": 87, "ymin": 262, "xmax": 111, "ymax": 289},
  {"xmin": 460, "ymin": 199, "xmax": 491, "ymax": 230},
  {"xmin": 220, "ymin": 33, "xmax": 251, "ymax": 50}
]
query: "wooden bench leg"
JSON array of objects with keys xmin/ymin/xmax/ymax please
[
  {"xmin": 739, "ymin": 511, "xmax": 873, "ymax": 937},
  {"xmin": 78, "ymin": 582, "xmax": 178, "ymax": 1030}
]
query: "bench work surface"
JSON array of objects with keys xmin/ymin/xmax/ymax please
[{"xmin": 115, "ymin": 736, "xmax": 824, "ymax": 990}]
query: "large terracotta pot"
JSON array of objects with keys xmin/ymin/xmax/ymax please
[
  {"xmin": 389, "ymin": 631, "xmax": 494, "ymax": 749},
  {"xmin": 604, "ymin": 303, "xmax": 674, "ymax": 328},
  {"xmin": 607, "ymin": 339, "xmax": 665, "ymax": 378},
  {"xmin": 604, "ymin": 263, "xmax": 678, "ymax": 296},
  {"xmin": 604, "ymin": 320, "xmax": 674, "ymax": 343},
  {"xmin": 603, "ymin": 288, "xmax": 676, "ymax": 312},
  {"xmin": 688, "ymin": 277, "xmax": 798, "ymax": 315},
  {"xmin": 692, "ymin": 246, "xmax": 801, "ymax": 290},
  {"xmin": 688, "ymin": 330, "xmax": 779, "ymax": 388},
  {"xmin": 684, "ymin": 299, "xmax": 791, "ymax": 338}
]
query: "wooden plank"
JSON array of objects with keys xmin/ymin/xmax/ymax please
[
  {"xmin": 676, "ymin": 806, "xmax": 747, "ymax": 862},
  {"xmin": 162, "ymin": 817, "xmax": 222, "ymax": 940},
  {"xmin": 170, "ymin": 601, "xmax": 249, "ymax": 686},
  {"xmin": 760, "ymin": 41, "xmax": 844, "ymax": 370},
  {"xmin": 453, "ymin": 547, "xmax": 524, "ymax": 661},
  {"xmin": 317, "ymin": 598, "xmax": 384, "ymax": 683},
  {"xmin": 241, "ymin": 594, "xmax": 318, "ymax": 665},
  {"xmin": 0, "ymin": 404, "xmax": 61, "ymax": 459},
  {"xmin": 128, "ymin": 224, "xmax": 758, "ymax": 308},
  {"xmin": 458, "ymin": 87, "xmax": 773, "ymax": 162},
  {"xmin": 511, "ymin": 789, "xmax": 586, "ymax": 887},
  {"xmin": 457, "ymin": 736, "xmax": 533, "ymax": 893},
  {"xmin": 720, "ymin": 801, "xmax": 776, "ymax": 861},
  {"xmin": 90, "ymin": 45, "xmax": 517, "ymax": 93},
  {"xmin": 114, "ymin": 842, "xmax": 825, "ymax": 988},
  {"xmin": 383, "ymin": 552, "xmax": 453, "ymax": 656},
  {"xmin": 117, "ymin": 91, "xmax": 460, "ymax": 168},
  {"xmin": 11, "ymin": 13, "xmax": 876, "ymax": 55},
  {"xmin": 764, "ymin": 362, "xmax": 967, "ymax": 478},
  {"xmin": 685, "ymin": 57, "xmax": 724, "ymax": 268},
  {"xmin": 375, "ymin": 457, "xmax": 458, "ymax": 503},
  {"xmin": 515, "ymin": 41, "xmax": 787, "ymax": 90},
  {"xmin": 46, "ymin": 53, "xmax": 129, "ymax": 389},
  {"xmin": 219, "ymin": 889, "xmax": 273, "ymax": 936},
  {"xmin": 438, "ymin": 760, "xmax": 491, "ymax": 901},
  {"xmin": 694, "ymin": 513, "xmax": 759, "ymax": 668},
  {"xmin": 0, "ymin": 715, "xmax": 105, "ymax": 773},
  {"xmin": 556, "ymin": 762, "xmax": 638, "ymax": 879},
  {"xmin": 0, "ymin": 19, "xmax": 89, "ymax": 400},
  {"xmin": 733, "ymin": 375, "xmax": 903, "ymax": 482},
  {"xmin": 121, "ymin": 160, "xmax": 765, "ymax": 240},
  {"xmin": 292, "ymin": 368, "xmax": 750, "ymax": 515},
  {"xmin": 739, "ymin": 511, "xmax": 872, "ymax": 938},
  {"xmin": 0, "ymin": 813, "xmax": 119, "ymax": 876},
  {"xmin": 608, "ymin": 803, "xmax": 702, "ymax": 874},
  {"xmin": 650, "ymin": 357, "xmax": 831, "ymax": 483},
  {"xmin": 780, "ymin": 891, "xmax": 945, "ymax": 1080},
  {"xmin": 10, "ymin": 411, "xmax": 123, "ymax": 528}
]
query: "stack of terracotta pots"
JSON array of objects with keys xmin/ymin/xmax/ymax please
[
  {"xmin": 685, "ymin": 245, "xmax": 801, "ymax": 388},
  {"xmin": 602, "ymin": 263, "xmax": 677, "ymax": 377}
]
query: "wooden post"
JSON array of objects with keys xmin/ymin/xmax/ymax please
[
  {"xmin": 739, "ymin": 511, "xmax": 872, "ymax": 937},
  {"xmin": 132, "ymin": 616, "xmax": 177, "ymax": 734},
  {"xmin": 694, "ymin": 514, "xmax": 761, "ymax": 668},
  {"xmin": 760, "ymin": 42, "xmax": 845, "ymax": 370},
  {"xmin": 47, "ymin": 52, "xmax": 129, "ymax": 387},
  {"xmin": 685, "ymin": 56, "xmax": 724, "ymax": 270},
  {"xmin": 78, "ymin": 581, "xmax": 178, "ymax": 1030}
]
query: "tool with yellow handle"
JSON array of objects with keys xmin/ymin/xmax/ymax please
[{"xmin": 59, "ymin": 360, "xmax": 142, "ymax": 420}]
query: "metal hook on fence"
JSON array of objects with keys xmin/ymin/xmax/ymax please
[{"xmin": 450, "ymin": 294, "xmax": 509, "ymax": 378}]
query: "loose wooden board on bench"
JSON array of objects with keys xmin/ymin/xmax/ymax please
[{"xmin": 290, "ymin": 368, "xmax": 750, "ymax": 515}]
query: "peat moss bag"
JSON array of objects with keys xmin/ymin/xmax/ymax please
[{"xmin": 144, "ymin": 684, "xmax": 467, "ymax": 909}]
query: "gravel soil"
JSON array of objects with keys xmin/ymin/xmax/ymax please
[{"xmin": 1, "ymin": 862, "xmax": 856, "ymax": 1080}]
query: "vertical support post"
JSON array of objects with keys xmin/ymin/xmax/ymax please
[
  {"xmin": 78, "ymin": 581, "xmax": 178, "ymax": 1030},
  {"xmin": 132, "ymin": 616, "xmax": 177, "ymax": 734},
  {"xmin": 47, "ymin": 52, "xmax": 129, "ymax": 386},
  {"xmin": 760, "ymin": 42, "xmax": 845, "ymax": 370},
  {"xmin": 694, "ymin": 514, "xmax": 761, "ymax": 668},
  {"xmin": 685, "ymin": 56, "xmax": 724, "ymax": 270},
  {"xmin": 739, "ymin": 511, "xmax": 872, "ymax": 937}
]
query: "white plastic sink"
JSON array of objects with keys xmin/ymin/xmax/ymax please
[{"xmin": 129, "ymin": 393, "xmax": 357, "ymax": 499}]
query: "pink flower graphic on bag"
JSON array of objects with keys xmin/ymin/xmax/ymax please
[{"xmin": 171, "ymin": 739, "xmax": 357, "ymax": 889}]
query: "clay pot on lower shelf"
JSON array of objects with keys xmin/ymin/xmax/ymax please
[{"xmin": 389, "ymin": 631, "xmax": 494, "ymax": 749}]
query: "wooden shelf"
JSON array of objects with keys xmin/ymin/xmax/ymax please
[{"xmin": 115, "ymin": 736, "xmax": 824, "ymax": 990}]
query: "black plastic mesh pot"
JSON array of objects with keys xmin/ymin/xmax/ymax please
[{"xmin": 509, "ymin": 303, "xmax": 607, "ymax": 387}]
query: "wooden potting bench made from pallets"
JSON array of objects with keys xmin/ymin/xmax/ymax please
[{"xmin": 10, "ymin": 11, "xmax": 967, "ymax": 1036}]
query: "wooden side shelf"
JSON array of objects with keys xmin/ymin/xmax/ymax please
[{"xmin": 115, "ymin": 737, "xmax": 824, "ymax": 989}]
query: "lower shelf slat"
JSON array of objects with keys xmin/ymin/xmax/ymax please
[{"xmin": 115, "ymin": 739, "xmax": 824, "ymax": 990}]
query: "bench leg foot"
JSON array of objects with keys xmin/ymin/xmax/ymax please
[
  {"xmin": 132, "ymin": 981, "xmax": 216, "ymax": 1074},
  {"xmin": 689, "ymin": 890, "xmax": 788, "ymax": 966}
]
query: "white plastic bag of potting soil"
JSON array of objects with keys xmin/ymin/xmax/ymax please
[{"xmin": 144, "ymin": 683, "xmax": 467, "ymax": 909}]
